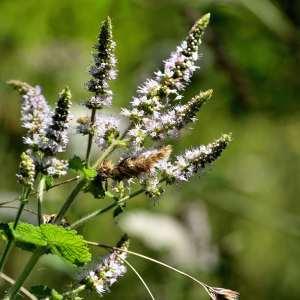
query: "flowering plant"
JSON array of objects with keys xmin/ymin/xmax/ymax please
[{"xmin": 0, "ymin": 13, "xmax": 239, "ymax": 300}]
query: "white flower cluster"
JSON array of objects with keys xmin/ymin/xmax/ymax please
[
  {"xmin": 86, "ymin": 17, "xmax": 117, "ymax": 109},
  {"xmin": 159, "ymin": 134, "xmax": 232, "ymax": 182},
  {"xmin": 42, "ymin": 157, "xmax": 68, "ymax": 178},
  {"xmin": 10, "ymin": 80, "xmax": 71, "ymax": 180},
  {"xmin": 79, "ymin": 238, "xmax": 129, "ymax": 296},
  {"xmin": 94, "ymin": 116, "xmax": 120, "ymax": 149},
  {"xmin": 77, "ymin": 115, "xmax": 121, "ymax": 150},
  {"xmin": 20, "ymin": 85, "xmax": 52, "ymax": 148},
  {"xmin": 121, "ymin": 14, "xmax": 211, "ymax": 150},
  {"xmin": 141, "ymin": 90, "xmax": 213, "ymax": 140}
]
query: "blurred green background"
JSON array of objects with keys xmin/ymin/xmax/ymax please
[{"xmin": 0, "ymin": 0, "xmax": 300, "ymax": 299}]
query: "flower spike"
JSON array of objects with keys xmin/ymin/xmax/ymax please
[{"xmin": 86, "ymin": 16, "xmax": 117, "ymax": 109}]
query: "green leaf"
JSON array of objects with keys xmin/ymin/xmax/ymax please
[
  {"xmin": 40, "ymin": 224, "xmax": 91, "ymax": 266},
  {"xmin": 7, "ymin": 223, "xmax": 91, "ymax": 266},
  {"xmin": 82, "ymin": 167, "xmax": 97, "ymax": 180},
  {"xmin": 68, "ymin": 156, "xmax": 97, "ymax": 181},
  {"xmin": 9, "ymin": 222, "xmax": 47, "ymax": 247},
  {"xmin": 68, "ymin": 156, "xmax": 85, "ymax": 171}
]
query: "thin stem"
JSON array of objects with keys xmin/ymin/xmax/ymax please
[
  {"xmin": 37, "ymin": 176, "xmax": 46, "ymax": 225},
  {"xmin": 85, "ymin": 108, "xmax": 96, "ymax": 166},
  {"xmin": 70, "ymin": 185, "xmax": 148, "ymax": 229},
  {"xmin": 0, "ymin": 188, "xmax": 30, "ymax": 272},
  {"xmin": 70, "ymin": 201, "xmax": 117, "ymax": 228},
  {"xmin": 86, "ymin": 241, "xmax": 210, "ymax": 295},
  {"xmin": 87, "ymin": 242, "xmax": 210, "ymax": 293},
  {"xmin": 49, "ymin": 176, "xmax": 80, "ymax": 190},
  {"xmin": 0, "ymin": 240, "xmax": 13, "ymax": 273},
  {"xmin": 92, "ymin": 139, "xmax": 118, "ymax": 168},
  {"xmin": 120, "ymin": 257, "xmax": 155, "ymax": 300},
  {"xmin": 54, "ymin": 179, "xmax": 86, "ymax": 224},
  {"xmin": 0, "ymin": 206, "xmax": 37, "ymax": 216},
  {"xmin": 13, "ymin": 202, "xmax": 26, "ymax": 229},
  {"xmin": 0, "ymin": 272, "xmax": 37, "ymax": 300},
  {"xmin": 62, "ymin": 284, "xmax": 86, "ymax": 297},
  {"xmin": 5, "ymin": 248, "xmax": 44, "ymax": 300},
  {"xmin": 30, "ymin": 176, "xmax": 80, "ymax": 197},
  {"xmin": 92, "ymin": 126, "xmax": 130, "ymax": 168},
  {"xmin": 0, "ymin": 199, "xmax": 18, "ymax": 207}
]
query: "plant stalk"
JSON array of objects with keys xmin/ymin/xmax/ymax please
[
  {"xmin": 85, "ymin": 108, "xmax": 96, "ymax": 166},
  {"xmin": 70, "ymin": 187, "xmax": 145, "ymax": 229},
  {"xmin": 0, "ymin": 188, "xmax": 30, "ymax": 272},
  {"xmin": 5, "ymin": 248, "xmax": 44, "ymax": 300},
  {"xmin": 37, "ymin": 176, "xmax": 46, "ymax": 225},
  {"xmin": 54, "ymin": 179, "xmax": 86, "ymax": 224},
  {"xmin": 63, "ymin": 284, "xmax": 86, "ymax": 297}
]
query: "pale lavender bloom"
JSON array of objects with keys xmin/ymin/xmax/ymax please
[
  {"xmin": 122, "ymin": 14, "xmax": 210, "ymax": 123},
  {"xmin": 94, "ymin": 115, "xmax": 121, "ymax": 149},
  {"xmin": 20, "ymin": 85, "xmax": 53, "ymax": 148},
  {"xmin": 129, "ymin": 90, "xmax": 212, "ymax": 143},
  {"xmin": 86, "ymin": 17, "xmax": 117, "ymax": 109},
  {"xmin": 42, "ymin": 157, "xmax": 68, "ymax": 177},
  {"xmin": 79, "ymin": 237, "xmax": 129, "ymax": 296},
  {"xmin": 160, "ymin": 134, "xmax": 232, "ymax": 182},
  {"xmin": 127, "ymin": 125, "xmax": 147, "ymax": 153}
]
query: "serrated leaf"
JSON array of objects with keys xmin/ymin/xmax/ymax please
[
  {"xmin": 9, "ymin": 222, "xmax": 47, "ymax": 247},
  {"xmin": 9, "ymin": 223, "xmax": 91, "ymax": 266},
  {"xmin": 40, "ymin": 224, "xmax": 91, "ymax": 266}
]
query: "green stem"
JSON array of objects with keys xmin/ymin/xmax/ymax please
[
  {"xmin": 85, "ymin": 108, "xmax": 96, "ymax": 166},
  {"xmin": 0, "ymin": 240, "xmax": 13, "ymax": 273},
  {"xmin": 70, "ymin": 201, "xmax": 117, "ymax": 228},
  {"xmin": 92, "ymin": 127, "xmax": 130, "ymax": 168},
  {"xmin": 54, "ymin": 126, "xmax": 132, "ymax": 226},
  {"xmin": 29, "ymin": 176, "xmax": 80, "ymax": 197},
  {"xmin": 0, "ymin": 188, "xmax": 29, "ymax": 272},
  {"xmin": 92, "ymin": 139, "xmax": 118, "ymax": 168},
  {"xmin": 70, "ymin": 187, "xmax": 145, "ymax": 229},
  {"xmin": 63, "ymin": 284, "xmax": 86, "ymax": 297},
  {"xmin": 54, "ymin": 179, "xmax": 86, "ymax": 224},
  {"xmin": 5, "ymin": 248, "xmax": 44, "ymax": 300},
  {"xmin": 37, "ymin": 176, "xmax": 46, "ymax": 225}
]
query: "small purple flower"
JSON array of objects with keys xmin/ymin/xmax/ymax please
[
  {"xmin": 86, "ymin": 17, "xmax": 117, "ymax": 109},
  {"xmin": 8, "ymin": 80, "xmax": 53, "ymax": 149}
]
